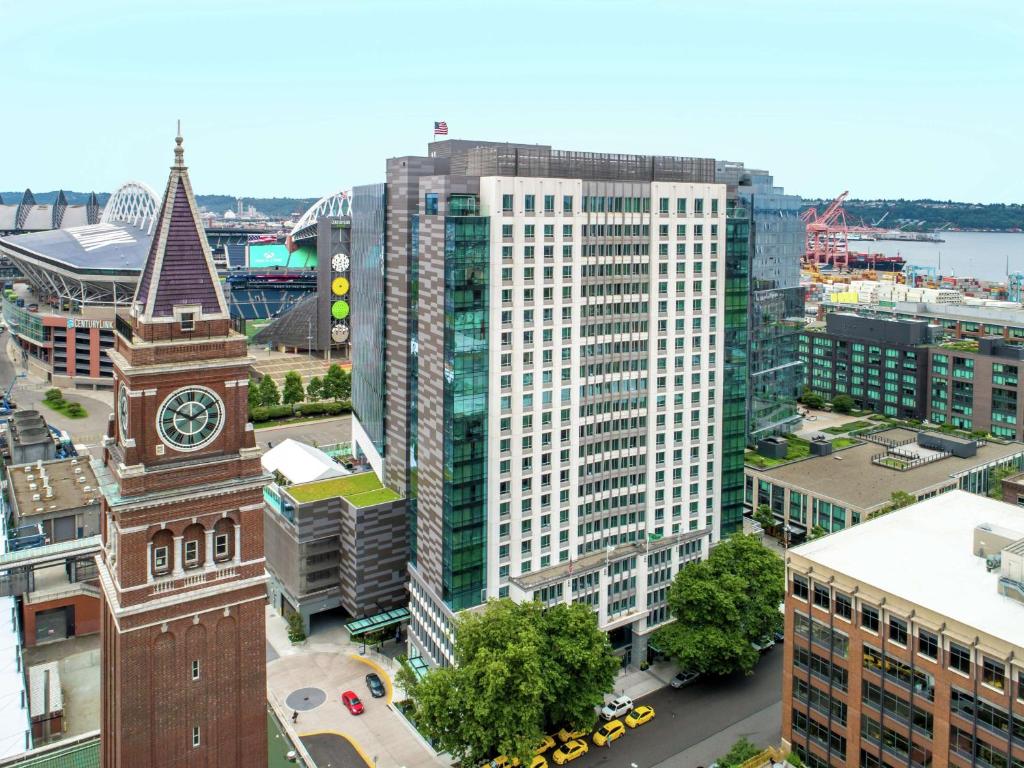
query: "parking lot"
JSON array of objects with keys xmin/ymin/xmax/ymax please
[{"xmin": 266, "ymin": 647, "xmax": 441, "ymax": 768}]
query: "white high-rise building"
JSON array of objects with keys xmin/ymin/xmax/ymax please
[{"xmin": 352, "ymin": 141, "xmax": 728, "ymax": 667}]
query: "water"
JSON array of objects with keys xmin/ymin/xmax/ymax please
[{"xmin": 850, "ymin": 231, "xmax": 1024, "ymax": 282}]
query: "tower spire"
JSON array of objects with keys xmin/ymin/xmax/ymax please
[{"xmin": 174, "ymin": 120, "xmax": 185, "ymax": 168}]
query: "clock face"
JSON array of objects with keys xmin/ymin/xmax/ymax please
[
  {"xmin": 331, "ymin": 253, "xmax": 350, "ymax": 272},
  {"xmin": 118, "ymin": 383, "xmax": 130, "ymax": 442},
  {"xmin": 156, "ymin": 386, "xmax": 225, "ymax": 452}
]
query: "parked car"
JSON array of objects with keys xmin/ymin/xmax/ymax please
[
  {"xmin": 592, "ymin": 720, "xmax": 625, "ymax": 747},
  {"xmin": 556, "ymin": 726, "xmax": 588, "ymax": 743},
  {"xmin": 551, "ymin": 740, "xmax": 588, "ymax": 765},
  {"xmin": 600, "ymin": 695, "xmax": 633, "ymax": 721},
  {"xmin": 751, "ymin": 636, "xmax": 776, "ymax": 653},
  {"xmin": 670, "ymin": 670, "xmax": 700, "ymax": 688},
  {"xmin": 773, "ymin": 629, "xmax": 785, "ymax": 644},
  {"xmin": 341, "ymin": 690, "xmax": 364, "ymax": 715},
  {"xmin": 624, "ymin": 705, "xmax": 655, "ymax": 729},
  {"xmin": 529, "ymin": 758, "xmax": 547, "ymax": 768},
  {"xmin": 535, "ymin": 735, "xmax": 556, "ymax": 754},
  {"xmin": 365, "ymin": 672, "xmax": 386, "ymax": 698}
]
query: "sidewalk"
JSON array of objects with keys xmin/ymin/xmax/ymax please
[{"xmin": 613, "ymin": 659, "xmax": 679, "ymax": 702}]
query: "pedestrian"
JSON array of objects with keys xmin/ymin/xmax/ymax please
[{"xmin": 291, "ymin": 710, "xmax": 298, "ymax": 724}]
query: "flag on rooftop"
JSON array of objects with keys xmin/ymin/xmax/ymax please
[{"xmin": 434, "ymin": 121, "xmax": 448, "ymax": 135}]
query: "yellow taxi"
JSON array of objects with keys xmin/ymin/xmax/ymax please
[
  {"xmin": 529, "ymin": 757, "xmax": 548, "ymax": 768},
  {"xmin": 535, "ymin": 735, "xmax": 556, "ymax": 755},
  {"xmin": 592, "ymin": 719, "xmax": 626, "ymax": 747},
  {"xmin": 625, "ymin": 704, "xmax": 655, "ymax": 728},
  {"xmin": 551, "ymin": 739, "xmax": 589, "ymax": 765},
  {"xmin": 556, "ymin": 726, "xmax": 587, "ymax": 743},
  {"xmin": 487, "ymin": 757, "xmax": 516, "ymax": 768}
]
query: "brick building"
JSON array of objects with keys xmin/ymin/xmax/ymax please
[
  {"xmin": 782, "ymin": 491, "xmax": 1024, "ymax": 768},
  {"xmin": 94, "ymin": 134, "xmax": 268, "ymax": 767}
]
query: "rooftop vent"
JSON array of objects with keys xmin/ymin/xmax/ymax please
[{"xmin": 31, "ymin": 494, "xmax": 39, "ymax": 502}]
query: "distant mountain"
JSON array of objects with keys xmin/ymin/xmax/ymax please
[
  {"xmin": 800, "ymin": 198, "xmax": 1024, "ymax": 233},
  {"xmin": 0, "ymin": 191, "xmax": 318, "ymax": 221}
]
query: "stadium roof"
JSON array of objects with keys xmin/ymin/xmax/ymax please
[
  {"xmin": 0, "ymin": 221, "xmax": 152, "ymax": 276},
  {"xmin": 0, "ymin": 190, "xmax": 101, "ymax": 233}
]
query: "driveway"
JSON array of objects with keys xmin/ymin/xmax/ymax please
[{"xmin": 267, "ymin": 650, "xmax": 440, "ymax": 768}]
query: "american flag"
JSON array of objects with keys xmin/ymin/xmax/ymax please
[
  {"xmin": 247, "ymin": 234, "xmax": 277, "ymax": 244},
  {"xmin": 434, "ymin": 121, "xmax": 448, "ymax": 136}
]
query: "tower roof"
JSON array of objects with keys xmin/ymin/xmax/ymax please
[{"xmin": 133, "ymin": 132, "xmax": 227, "ymax": 320}]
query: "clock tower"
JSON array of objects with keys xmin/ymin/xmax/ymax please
[{"xmin": 96, "ymin": 133, "xmax": 268, "ymax": 767}]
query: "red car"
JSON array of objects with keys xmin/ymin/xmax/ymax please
[{"xmin": 341, "ymin": 690, "xmax": 364, "ymax": 715}]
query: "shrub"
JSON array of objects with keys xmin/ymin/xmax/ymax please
[
  {"xmin": 286, "ymin": 612, "xmax": 306, "ymax": 643},
  {"xmin": 64, "ymin": 403, "xmax": 85, "ymax": 418},
  {"xmin": 44, "ymin": 388, "xmax": 62, "ymax": 403}
]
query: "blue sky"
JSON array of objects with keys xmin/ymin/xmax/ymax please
[{"xmin": 1, "ymin": 0, "xmax": 1021, "ymax": 202}]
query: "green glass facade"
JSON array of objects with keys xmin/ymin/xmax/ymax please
[
  {"xmin": 442, "ymin": 215, "xmax": 489, "ymax": 610},
  {"xmin": 722, "ymin": 202, "xmax": 750, "ymax": 536}
]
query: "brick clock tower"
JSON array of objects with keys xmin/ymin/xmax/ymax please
[{"xmin": 96, "ymin": 133, "xmax": 268, "ymax": 767}]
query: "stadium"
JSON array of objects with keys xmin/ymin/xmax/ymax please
[{"xmin": 0, "ymin": 182, "xmax": 339, "ymax": 388}]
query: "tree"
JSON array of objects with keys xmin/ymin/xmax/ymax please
[
  {"xmin": 988, "ymin": 463, "xmax": 1019, "ymax": 499},
  {"xmin": 258, "ymin": 374, "xmax": 280, "ymax": 407},
  {"xmin": 282, "ymin": 371, "xmax": 305, "ymax": 405},
  {"xmin": 44, "ymin": 388, "xmax": 62, "ymax": 404},
  {"xmin": 870, "ymin": 490, "xmax": 917, "ymax": 519},
  {"xmin": 652, "ymin": 534, "xmax": 784, "ymax": 677},
  {"xmin": 398, "ymin": 599, "xmax": 617, "ymax": 767},
  {"xmin": 247, "ymin": 377, "xmax": 261, "ymax": 410},
  {"xmin": 717, "ymin": 736, "xmax": 762, "ymax": 767},
  {"xmin": 798, "ymin": 388, "xmax": 825, "ymax": 410},
  {"xmin": 831, "ymin": 394, "xmax": 855, "ymax": 414},
  {"xmin": 323, "ymin": 364, "xmax": 351, "ymax": 401},
  {"xmin": 286, "ymin": 612, "xmax": 306, "ymax": 643},
  {"xmin": 807, "ymin": 524, "xmax": 828, "ymax": 540},
  {"xmin": 306, "ymin": 375, "xmax": 324, "ymax": 401},
  {"xmin": 753, "ymin": 504, "xmax": 775, "ymax": 532}
]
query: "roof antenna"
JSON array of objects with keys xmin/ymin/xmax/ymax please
[{"xmin": 174, "ymin": 120, "xmax": 184, "ymax": 167}]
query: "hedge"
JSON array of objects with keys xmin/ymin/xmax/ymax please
[{"xmin": 249, "ymin": 400, "xmax": 351, "ymax": 424}]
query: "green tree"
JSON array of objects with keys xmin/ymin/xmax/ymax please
[
  {"xmin": 247, "ymin": 377, "xmax": 261, "ymax": 410},
  {"xmin": 799, "ymin": 388, "xmax": 825, "ymax": 410},
  {"xmin": 398, "ymin": 600, "xmax": 616, "ymax": 767},
  {"xmin": 988, "ymin": 463, "xmax": 1019, "ymax": 499},
  {"xmin": 869, "ymin": 490, "xmax": 917, "ymax": 519},
  {"xmin": 323, "ymin": 364, "xmax": 351, "ymax": 401},
  {"xmin": 831, "ymin": 394, "xmax": 855, "ymax": 414},
  {"xmin": 652, "ymin": 534, "xmax": 784, "ymax": 677},
  {"xmin": 306, "ymin": 375, "xmax": 324, "ymax": 401},
  {"xmin": 258, "ymin": 374, "xmax": 280, "ymax": 407},
  {"xmin": 286, "ymin": 612, "xmax": 306, "ymax": 643},
  {"xmin": 282, "ymin": 370, "xmax": 305, "ymax": 405},
  {"xmin": 807, "ymin": 524, "xmax": 828, "ymax": 540},
  {"xmin": 753, "ymin": 503, "xmax": 775, "ymax": 531},
  {"xmin": 44, "ymin": 388, "xmax": 62, "ymax": 404},
  {"xmin": 717, "ymin": 736, "xmax": 762, "ymax": 767}
]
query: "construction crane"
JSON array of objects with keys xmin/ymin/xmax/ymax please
[{"xmin": 0, "ymin": 373, "xmax": 25, "ymax": 416}]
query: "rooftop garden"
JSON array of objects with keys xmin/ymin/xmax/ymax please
[
  {"xmin": 745, "ymin": 432, "xmax": 863, "ymax": 469},
  {"xmin": 940, "ymin": 339, "xmax": 980, "ymax": 352},
  {"xmin": 286, "ymin": 471, "xmax": 401, "ymax": 507}
]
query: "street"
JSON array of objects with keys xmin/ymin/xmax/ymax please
[
  {"xmin": 256, "ymin": 414, "xmax": 351, "ymax": 451},
  {"xmin": 568, "ymin": 648, "xmax": 782, "ymax": 768}
]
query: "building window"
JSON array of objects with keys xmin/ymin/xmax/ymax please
[
  {"xmin": 502, "ymin": 194, "xmax": 513, "ymax": 213},
  {"xmin": 214, "ymin": 534, "xmax": 229, "ymax": 560},
  {"xmin": 982, "ymin": 656, "xmax": 1006, "ymax": 691},
  {"xmin": 563, "ymin": 195, "xmax": 573, "ymax": 214},
  {"xmin": 524, "ymin": 194, "xmax": 535, "ymax": 213},
  {"xmin": 888, "ymin": 616, "xmax": 908, "ymax": 646},
  {"xmin": 949, "ymin": 641, "xmax": 971, "ymax": 675},
  {"xmin": 180, "ymin": 312, "xmax": 195, "ymax": 332},
  {"xmin": 812, "ymin": 584, "xmax": 830, "ymax": 610},
  {"xmin": 424, "ymin": 193, "xmax": 438, "ymax": 215},
  {"xmin": 792, "ymin": 573, "xmax": 808, "ymax": 600},
  {"xmin": 917, "ymin": 629, "xmax": 938, "ymax": 660},
  {"xmin": 184, "ymin": 540, "xmax": 199, "ymax": 566},
  {"xmin": 861, "ymin": 604, "xmax": 879, "ymax": 632},
  {"xmin": 153, "ymin": 546, "xmax": 169, "ymax": 573},
  {"xmin": 191, "ymin": 660, "xmax": 200, "ymax": 681},
  {"xmin": 834, "ymin": 592, "xmax": 852, "ymax": 620},
  {"xmin": 192, "ymin": 726, "xmax": 200, "ymax": 748}
]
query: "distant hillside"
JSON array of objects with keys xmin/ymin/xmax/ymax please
[
  {"xmin": 801, "ymin": 198, "xmax": 1024, "ymax": 233},
  {"xmin": 0, "ymin": 190, "xmax": 317, "ymax": 221}
]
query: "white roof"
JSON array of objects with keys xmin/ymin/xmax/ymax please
[
  {"xmin": 793, "ymin": 490, "xmax": 1024, "ymax": 648},
  {"xmin": 260, "ymin": 438, "xmax": 348, "ymax": 485},
  {"xmin": 28, "ymin": 662, "xmax": 62, "ymax": 717},
  {"xmin": 0, "ymin": 510, "xmax": 30, "ymax": 757}
]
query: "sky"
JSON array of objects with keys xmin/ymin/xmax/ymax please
[{"xmin": 1, "ymin": 0, "xmax": 1022, "ymax": 203}]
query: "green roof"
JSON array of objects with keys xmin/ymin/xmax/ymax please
[
  {"xmin": 286, "ymin": 472, "xmax": 401, "ymax": 507},
  {"xmin": 0, "ymin": 739, "xmax": 98, "ymax": 768}
]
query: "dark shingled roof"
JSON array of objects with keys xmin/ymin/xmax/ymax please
[{"xmin": 134, "ymin": 136, "xmax": 226, "ymax": 319}]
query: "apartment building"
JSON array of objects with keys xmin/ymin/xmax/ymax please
[
  {"xmin": 782, "ymin": 491, "xmax": 1024, "ymax": 768},
  {"xmin": 352, "ymin": 141, "xmax": 727, "ymax": 667}
]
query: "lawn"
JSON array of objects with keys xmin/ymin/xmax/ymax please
[
  {"xmin": 831, "ymin": 437, "xmax": 860, "ymax": 450},
  {"xmin": 821, "ymin": 419, "xmax": 873, "ymax": 434},
  {"xmin": 744, "ymin": 435, "xmax": 811, "ymax": 468},
  {"xmin": 41, "ymin": 396, "xmax": 88, "ymax": 419},
  {"xmin": 287, "ymin": 471, "xmax": 400, "ymax": 507}
]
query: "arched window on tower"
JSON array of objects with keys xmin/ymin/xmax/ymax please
[
  {"xmin": 182, "ymin": 523, "xmax": 205, "ymax": 570},
  {"xmin": 151, "ymin": 529, "xmax": 174, "ymax": 576},
  {"xmin": 213, "ymin": 518, "xmax": 235, "ymax": 563}
]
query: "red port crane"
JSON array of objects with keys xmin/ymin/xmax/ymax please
[{"xmin": 802, "ymin": 191, "xmax": 852, "ymax": 268}]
